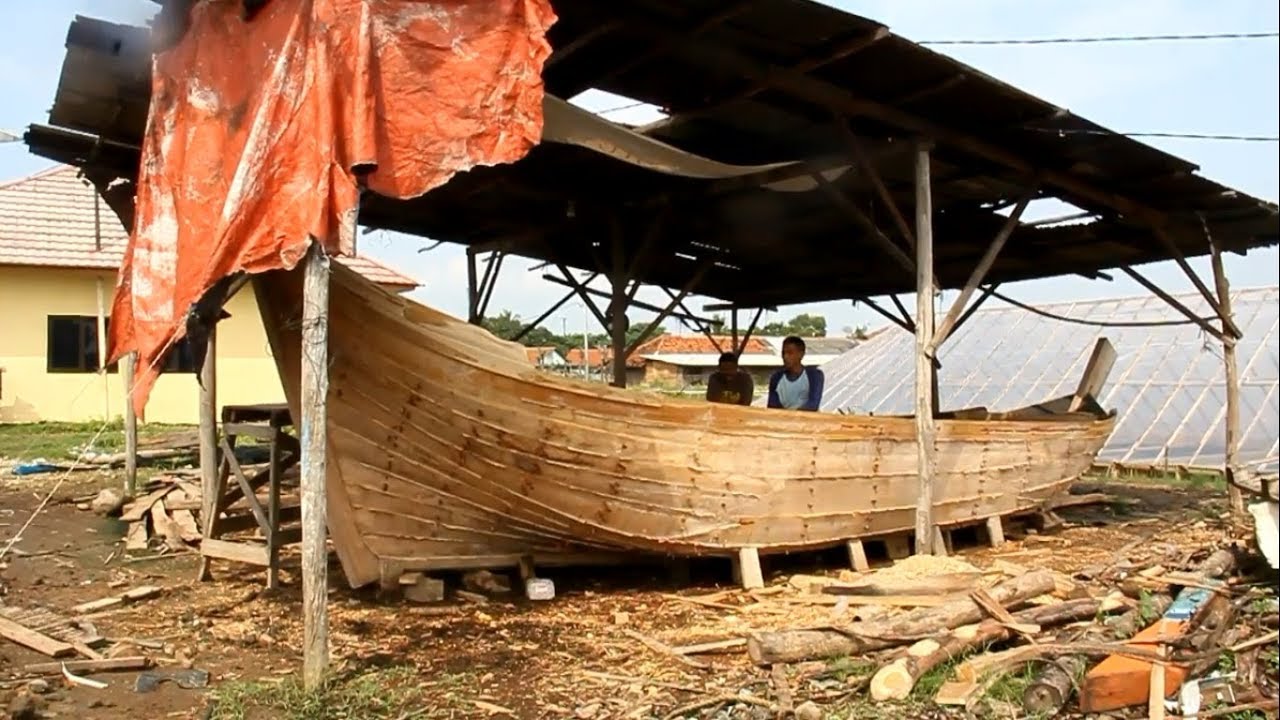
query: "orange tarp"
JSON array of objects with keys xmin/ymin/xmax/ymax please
[{"xmin": 109, "ymin": 0, "xmax": 556, "ymax": 413}]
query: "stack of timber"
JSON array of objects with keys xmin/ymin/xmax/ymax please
[
  {"xmin": 253, "ymin": 261, "xmax": 1118, "ymax": 590},
  {"xmin": 114, "ymin": 470, "xmax": 299, "ymax": 556}
]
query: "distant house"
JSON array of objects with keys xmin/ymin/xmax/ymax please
[
  {"xmin": 637, "ymin": 335, "xmax": 857, "ymax": 392},
  {"xmin": 524, "ymin": 346, "xmax": 567, "ymax": 369},
  {"xmin": 0, "ymin": 165, "xmax": 420, "ymax": 424},
  {"xmin": 563, "ymin": 347, "xmax": 644, "ymax": 385}
]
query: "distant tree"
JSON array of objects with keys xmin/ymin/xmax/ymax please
[
  {"xmin": 761, "ymin": 313, "xmax": 827, "ymax": 338},
  {"xmin": 481, "ymin": 310, "xmax": 525, "ymax": 341}
]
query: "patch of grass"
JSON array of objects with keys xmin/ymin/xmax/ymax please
[
  {"xmin": 0, "ymin": 421, "xmax": 192, "ymax": 462},
  {"xmin": 985, "ymin": 664, "xmax": 1042, "ymax": 712},
  {"xmin": 912, "ymin": 655, "xmax": 962, "ymax": 700},
  {"xmin": 826, "ymin": 656, "xmax": 876, "ymax": 683},
  {"xmin": 209, "ymin": 666, "xmax": 431, "ymax": 720}
]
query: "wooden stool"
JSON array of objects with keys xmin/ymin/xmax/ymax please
[{"xmin": 197, "ymin": 403, "xmax": 301, "ymax": 588}]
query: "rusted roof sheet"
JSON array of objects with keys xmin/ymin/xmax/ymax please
[{"xmin": 0, "ymin": 164, "xmax": 420, "ymax": 288}]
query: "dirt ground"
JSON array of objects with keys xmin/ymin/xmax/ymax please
[{"xmin": 1, "ymin": 463, "xmax": 1274, "ymax": 720}]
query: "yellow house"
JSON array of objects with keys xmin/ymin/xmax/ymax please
[{"xmin": 0, "ymin": 165, "xmax": 419, "ymax": 424}]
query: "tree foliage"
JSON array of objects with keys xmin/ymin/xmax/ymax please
[
  {"xmin": 480, "ymin": 309, "xmax": 665, "ymax": 357},
  {"xmin": 760, "ymin": 313, "xmax": 827, "ymax": 338}
]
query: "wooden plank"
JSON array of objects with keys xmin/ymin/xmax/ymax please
[
  {"xmin": 846, "ymin": 540, "xmax": 870, "ymax": 572},
  {"xmin": 122, "ymin": 352, "xmax": 138, "ymax": 494},
  {"xmin": 985, "ymin": 516, "xmax": 1006, "ymax": 548},
  {"xmin": 200, "ymin": 538, "xmax": 271, "ymax": 566},
  {"xmin": 913, "ymin": 143, "xmax": 938, "ymax": 555},
  {"xmin": 120, "ymin": 486, "xmax": 175, "ymax": 522},
  {"xmin": 0, "ymin": 616, "xmax": 75, "ymax": 658},
  {"xmin": 1068, "ymin": 338, "xmax": 1117, "ymax": 412},
  {"xmin": 300, "ymin": 243, "xmax": 331, "ymax": 690},
  {"xmin": 26, "ymin": 657, "xmax": 150, "ymax": 674}
]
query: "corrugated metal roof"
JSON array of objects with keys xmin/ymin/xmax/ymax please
[
  {"xmin": 820, "ymin": 287, "xmax": 1280, "ymax": 472},
  {"xmin": 0, "ymin": 164, "xmax": 420, "ymax": 288}
]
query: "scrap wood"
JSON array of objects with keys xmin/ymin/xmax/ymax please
[
  {"xmin": 1174, "ymin": 698, "xmax": 1280, "ymax": 719},
  {"xmin": 821, "ymin": 572, "xmax": 982, "ymax": 597},
  {"xmin": 71, "ymin": 585, "xmax": 162, "ymax": 614},
  {"xmin": 1022, "ymin": 592, "xmax": 1175, "ymax": 716},
  {"xmin": 747, "ymin": 569, "xmax": 1055, "ymax": 665},
  {"xmin": 622, "ymin": 628, "xmax": 709, "ymax": 670},
  {"xmin": 770, "ymin": 664, "xmax": 794, "ymax": 716},
  {"xmin": 659, "ymin": 692, "xmax": 775, "ymax": 720},
  {"xmin": 1229, "ymin": 629, "xmax": 1279, "ymax": 653},
  {"xmin": 670, "ymin": 638, "xmax": 745, "ymax": 655},
  {"xmin": 0, "ymin": 615, "xmax": 75, "ymax": 658},
  {"xmin": 934, "ymin": 641, "xmax": 1195, "ymax": 708},
  {"xmin": 1081, "ymin": 552, "xmax": 1239, "ymax": 713},
  {"xmin": 970, "ymin": 586, "xmax": 1042, "ymax": 638},
  {"xmin": 659, "ymin": 592, "xmax": 739, "ymax": 611},
  {"xmin": 473, "ymin": 700, "xmax": 516, "ymax": 716},
  {"xmin": 1046, "ymin": 492, "xmax": 1125, "ymax": 510},
  {"xmin": 870, "ymin": 594, "xmax": 1125, "ymax": 701},
  {"xmin": 25, "ymin": 656, "xmax": 151, "ymax": 674}
]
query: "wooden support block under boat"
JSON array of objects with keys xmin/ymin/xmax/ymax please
[{"xmin": 251, "ymin": 263, "xmax": 1118, "ymax": 589}]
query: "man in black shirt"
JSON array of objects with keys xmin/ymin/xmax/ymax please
[{"xmin": 705, "ymin": 352, "xmax": 754, "ymax": 406}]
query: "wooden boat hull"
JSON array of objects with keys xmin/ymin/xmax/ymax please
[{"xmin": 254, "ymin": 262, "xmax": 1116, "ymax": 589}]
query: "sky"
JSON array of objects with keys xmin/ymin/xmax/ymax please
[{"xmin": 1, "ymin": 0, "xmax": 1277, "ymax": 340}]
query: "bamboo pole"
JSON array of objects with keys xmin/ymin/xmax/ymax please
[
  {"xmin": 465, "ymin": 246, "xmax": 480, "ymax": 324},
  {"xmin": 913, "ymin": 142, "xmax": 938, "ymax": 555},
  {"xmin": 300, "ymin": 243, "xmax": 331, "ymax": 690},
  {"xmin": 1209, "ymin": 240, "xmax": 1244, "ymax": 513}
]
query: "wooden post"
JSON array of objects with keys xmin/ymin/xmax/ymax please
[
  {"xmin": 121, "ymin": 353, "xmax": 138, "ymax": 495},
  {"xmin": 609, "ymin": 229, "xmax": 629, "ymax": 389},
  {"xmin": 465, "ymin": 246, "xmax": 480, "ymax": 324},
  {"xmin": 1209, "ymin": 241, "xmax": 1244, "ymax": 513},
  {"xmin": 300, "ymin": 243, "xmax": 331, "ymax": 690},
  {"xmin": 195, "ymin": 330, "xmax": 217, "ymax": 581},
  {"xmin": 913, "ymin": 142, "xmax": 938, "ymax": 556}
]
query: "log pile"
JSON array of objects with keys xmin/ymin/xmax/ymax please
[{"xmin": 740, "ymin": 541, "xmax": 1278, "ymax": 717}]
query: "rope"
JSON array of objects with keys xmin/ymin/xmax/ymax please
[{"xmin": 989, "ymin": 289, "xmax": 1207, "ymax": 328}]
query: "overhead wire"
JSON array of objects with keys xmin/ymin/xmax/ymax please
[
  {"xmin": 988, "ymin": 289, "xmax": 1210, "ymax": 329},
  {"xmin": 920, "ymin": 31, "xmax": 1279, "ymax": 45}
]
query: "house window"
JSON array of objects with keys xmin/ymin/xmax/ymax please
[
  {"xmin": 46, "ymin": 316, "xmax": 196, "ymax": 374},
  {"xmin": 47, "ymin": 316, "xmax": 115, "ymax": 373}
]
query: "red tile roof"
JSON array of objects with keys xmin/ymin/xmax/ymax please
[
  {"xmin": 634, "ymin": 334, "xmax": 771, "ymax": 356},
  {"xmin": 564, "ymin": 347, "xmax": 645, "ymax": 368},
  {"xmin": 524, "ymin": 346, "xmax": 558, "ymax": 364},
  {"xmin": 0, "ymin": 165, "xmax": 419, "ymax": 288}
]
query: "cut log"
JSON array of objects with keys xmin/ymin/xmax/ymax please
[
  {"xmin": 1022, "ymin": 593, "xmax": 1174, "ymax": 716},
  {"xmin": 747, "ymin": 569, "xmax": 1054, "ymax": 665},
  {"xmin": 870, "ymin": 595, "xmax": 1123, "ymax": 700}
]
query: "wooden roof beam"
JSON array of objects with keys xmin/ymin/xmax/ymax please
[{"xmin": 624, "ymin": 15, "xmax": 1172, "ymax": 230}]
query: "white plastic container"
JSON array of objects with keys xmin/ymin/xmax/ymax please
[{"xmin": 525, "ymin": 577, "xmax": 555, "ymax": 601}]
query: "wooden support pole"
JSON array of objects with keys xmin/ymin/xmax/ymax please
[
  {"xmin": 838, "ymin": 125, "xmax": 915, "ymax": 249},
  {"xmin": 551, "ymin": 265, "xmax": 611, "ymax": 331},
  {"xmin": 1209, "ymin": 237, "xmax": 1245, "ymax": 513},
  {"xmin": 947, "ymin": 283, "xmax": 999, "ymax": 340},
  {"xmin": 465, "ymin": 247, "xmax": 480, "ymax": 324},
  {"xmin": 1120, "ymin": 266, "xmax": 1227, "ymax": 343},
  {"xmin": 625, "ymin": 261, "xmax": 714, "ymax": 360},
  {"xmin": 847, "ymin": 540, "xmax": 870, "ymax": 572},
  {"xmin": 735, "ymin": 547, "xmax": 764, "ymax": 590},
  {"xmin": 300, "ymin": 243, "xmax": 330, "ymax": 690},
  {"xmin": 546, "ymin": 274, "xmax": 710, "ymax": 326},
  {"xmin": 815, "ymin": 174, "xmax": 916, "ymax": 277},
  {"xmin": 609, "ymin": 236, "xmax": 629, "ymax": 389},
  {"xmin": 195, "ymin": 330, "xmax": 217, "ymax": 581},
  {"xmin": 511, "ymin": 274, "xmax": 599, "ymax": 343},
  {"xmin": 929, "ymin": 190, "xmax": 1035, "ymax": 354},
  {"xmin": 477, "ymin": 251, "xmax": 505, "ymax": 320},
  {"xmin": 1154, "ymin": 226, "xmax": 1242, "ymax": 339},
  {"xmin": 122, "ymin": 353, "xmax": 138, "ymax": 495},
  {"xmin": 889, "ymin": 294, "xmax": 916, "ymax": 330},
  {"xmin": 855, "ymin": 295, "xmax": 915, "ymax": 334},
  {"xmin": 731, "ymin": 308, "xmax": 739, "ymax": 349},
  {"xmin": 736, "ymin": 307, "xmax": 765, "ymax": 355},
  {"xmin": 913, "ymin": 142, "xmax": 939, "ymax": 556}
]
